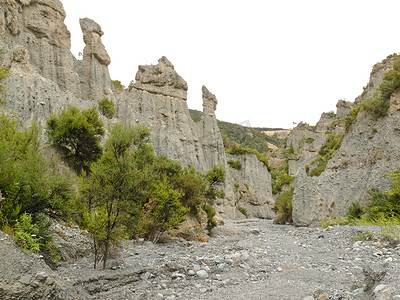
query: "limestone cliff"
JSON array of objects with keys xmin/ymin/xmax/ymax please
[
  {"xmin": 0, "ymin": 0, "xmax": 274, "ymax": 219},
  {"xmin": 289, "ymin": 54, "xmax": 400, "ymax": 226}
]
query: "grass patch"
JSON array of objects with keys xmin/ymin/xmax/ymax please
[{"xmin": 237, "ymin": 206, "xmax": 248, "ymax": 218}]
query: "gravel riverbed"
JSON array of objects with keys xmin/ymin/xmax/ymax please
[{"xmin": 56, "ymin": 219, "xmax": 400, "ymax": 300}]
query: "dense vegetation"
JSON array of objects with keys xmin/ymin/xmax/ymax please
[
  {"xmin": 0, "ymin": 106, "xmax": 226, "ymax": 269},
  {"xmin": 189, "ymin": 109, "xmax": 286, "ymax": 152}
]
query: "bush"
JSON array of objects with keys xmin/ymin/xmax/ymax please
[
  {"xmin": 175, "ymin": 167, "xmax": 206, "ymax": 214},
  {"xmin": 46, "ymin": 106, "xmax": 104, "ymax": 173},
  {"xmin": 273, "ymin": 188, "xmax": 294, "ymax": 224},
  {"xmin": 271, "ymin": 162, "xmax": 294, "ymax": 194},
  {"xmin": 0, "ymin": 64, "xmax": 9, "ymax": 103},
  {"xmin": 0, "ymin": 114, "xmax": 74, "ymax": 224},
  {"xmin": 344, "ymin": 105, "xmax": 360, "ymax": 132},
  {"xmin": 362, "ymin": 96, "xmax": 389, "ymax": 119},
  {"xmin": 237, "ymin": 206, "xmax": 248, "ymax": 218},
  {"xmin": 346, "ymin": 202, "xmax": 365, "ymax": 221},
  {"xmin": 112, "ymin": 80, "xmax": 124, "ymax": 89},
  {"xmin": 307, "ymin": 133, "xmax": 344, "ymax": 177},
  {"xmin": 13, "ymin": 213, "xmax": 41, "ymax": 253},
  {"xmin": 202, "ymin": 204, "xmax": 217, "ymax": 233},
  {"xmin": 98, "ymin": 98, "xmax": 115, "ymax": 119},
  {"xmin": 227, "ymin": 159, "xmax": 242, "ymax": 170}
]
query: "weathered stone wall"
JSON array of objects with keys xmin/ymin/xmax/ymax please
[
  {"xmin": 0, "ymin": 0, "xmax": 275, "ymax": 219},
  {"xmin": 291, "ymin": 55, "xmax": 400, "ymax": 226}
]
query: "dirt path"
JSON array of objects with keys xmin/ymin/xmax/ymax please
[{"xmin": 57, "ymin": 219, "xmax": 400, "ymax": 300}]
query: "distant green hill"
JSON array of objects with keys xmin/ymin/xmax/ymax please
[{"xmin": 189, "ymin": 109, "xmax": 287, "ymax": 154}]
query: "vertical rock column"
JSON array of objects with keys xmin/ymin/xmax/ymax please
[
  {"xmin": 78, "ymin": 18, "xmax": 113, "ymax": 101},
  {"xmin": 199, "ymin": 86, "xmax": 226, "ymax": 170}
]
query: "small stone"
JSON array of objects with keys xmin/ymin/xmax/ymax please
[
  {"xmin": 188, "ymin": 270, "xmax": 196, "ymax": 276},
  {"xmin": 35, "ymin": 272, "xmax": 47, "ymax": 282},
  {"xmin": 373, "ymin": 284, "xmax": 387, "ymax": 295},
  {"xmin": 19, "ymin": 275, "xmax": 32, "ymax": 285},
  {"xmin": 250, "ymin": 229, "xmax": 260, "ymax": 235},
  {"xmin": 277, "ymin": 267, "xmax": 283, "ymax": 272},
  {"xmin": 303, "ymin": 296, "xmax": 314, "ymax": 300},
  {"xmin": 193, "ymin": 264, "xmax": 201, "ymax": 271},
  {"xmin": 392, "ymin": 295, "xmax": 400, "ymax": 299},
  {"xmin": 197, "ymin": 270, "xmax": 209, "ymax": 278},
  {"xmin": 384, "ymin": 257, "xmax": 393, "ymax": 262},
  {"xmin": 352, "ymin": 288, "xmax": 363, "ymax": 295},
  {"xmin": 217, "ymin": 263, "xmax": 230, "ymax": 272},
  {"xmin": 140, "ymin": 272, "xmax": 151, "ymax": 281}
]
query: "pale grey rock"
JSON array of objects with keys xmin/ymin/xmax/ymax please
[
  {"xmin": 79, "ymin": 18, "xmax": 110, "ymax": 66},
  {"xmin": 0, "ymin": 230, "xmax": 84, "ymax": 299},
  {"xmin": 292, "ymin": 55, "xmax": 400, "ymax": 226},
  {"xmin": 132, "ymin": 56, "xmax": 188, "ymax": 100},
  {"xmin": 78, "ymin": 18, "xmax": 113, "ymax": 101},
  {"xmin": 196, "ymin": 270, "xmax": 209, "ymax": 278},
  {"xmin": 1, "ymin": 1, "xmax": 273, "ymax": 222},
  {"xmin": 220, "ymin": 152, "xmax": 274, "ymax": 219}
]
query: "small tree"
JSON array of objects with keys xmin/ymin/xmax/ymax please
[
  {"xmin": 85, "ymin": 123, "xmax": 152, "ymax": 268},
  {"xmin": 46, "ymin": 106, "xmax": 104, "ymax": 173}
]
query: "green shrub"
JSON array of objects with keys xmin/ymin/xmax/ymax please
[
  {"xmin": 13, "ymin": 213, "xmax": 41, "ymax": 253},
  {"xmin": 0, "ymin": 114, "xmax": 74, "ymax": 224},
  {"xmin": 176, "ymin": 167, "xmax": 207, "ymax": 214},
  {"xmin": 244, "ymin": 183, "xmax": 249, "ymax": 190},
  {"xmin": 98, "ymin": 98, "xmax": 115, "ymax": 119},
  {"xmin": 305, "ymin": 137, "xmax": 315, "ymax": 144},
  {"xmin": 365, "ymin": 186, "xmax": 400, "ymax": 222},
  {"xmin": 344, "ymin": 105, "xmax": 360, "ymax": 132},
  {"xmin": 112, "ymin": 80, "xmax": 124, "ymax": 89},
  {"xmin": 346, "ymin": 202, "xmax": 365, "ymax": 221},
  {"xmin": 227, "ymin": 159, "xmax": 242, "ymax": 170},
  {"xmin": 234, "ymin": 182, "xmax": 240, "ymax": 189},
  {"xmin": 0, "ymin": 64, "xmax": 9, "ymax": 104},
  {"xmin": 308, "ymin": 160, "xmax": 327, "ymax": 177},
  {"xmin": 273, "ymin": 188, "xmax": 294, "ymax": 224},
  {"xmin": 46, "ymin": 106, "xmax": 104, "ymax": 173},
  {"xmin": 362, "ymin": 96, "xmax": 389, "ymax": 119},
  {"xmin": 271, "ymin": 162, "xmax": 294, "ymax": 194},
  {"xmin": 202, "ymin": 204, "xmax": 217, "ymax": 233},
  {"xmin": 288, "ymin": 143, "xmax": 295, "ymax": 154},
  {"xmin": 307, "ymin": 133, "xmax": 344, "ymax": 177},
  {"xmin": 237, "ymin": 206, "xmax": 248, "ymax": 218},
  {"xmin": 128, "ymin": 80, "xmax": 134, "ymax": 91}
]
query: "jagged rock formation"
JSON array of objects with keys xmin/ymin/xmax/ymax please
[
  {"xmin": 0, "ymin": 0, "xmax": 274, "ymax": 220},
  {"xmin": 289, "ymin": 54, "xmax": 400, "ymax": 226}
]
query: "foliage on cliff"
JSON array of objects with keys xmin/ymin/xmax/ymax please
[{"xmin": 189, "ymin": 109, "xmax": 286, "ymax": 152}]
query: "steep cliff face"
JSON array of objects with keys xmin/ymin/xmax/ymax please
[
  {"xmin": 219, "ymin": 153, "xmax": 274, "ymax": 219},
  {"xmin": 290, "ymin": 55, "xmax": 400, "ymax": 226},
  {"xmin": 0, "ymin": 1, "xmax": 274, "ymax": 219}
]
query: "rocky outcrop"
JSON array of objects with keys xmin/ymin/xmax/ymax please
[
  {"xmin": 0, "ymin": 230, "xmax": 85, "ymax": 299},
  {"xmin": 291, "ymin": 55, "xmax": 400, "ymax": 226},
  {"xmin": 0, "ymin": 1, "xmax": 274, "ymax": 220},
  {"xmin": 77, "ymin": 18, "xmax": 113, "ymax": 101},
  {"xmin": 132, "ymin": 56, "xmax": 188, "ymax": 100},
  {"xmin": 218, "ymin": 153, "xmax": 274, "ymax": 219}
]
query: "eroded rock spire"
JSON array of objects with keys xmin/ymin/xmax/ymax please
[{"xmin": 133, "ymin": 56, "xmax": 188, "ymax": 100}]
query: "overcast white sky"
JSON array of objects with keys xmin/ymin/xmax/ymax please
[{"xmin": 63, "ymin": 1, "xmax": 400, "ymax": 129}]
